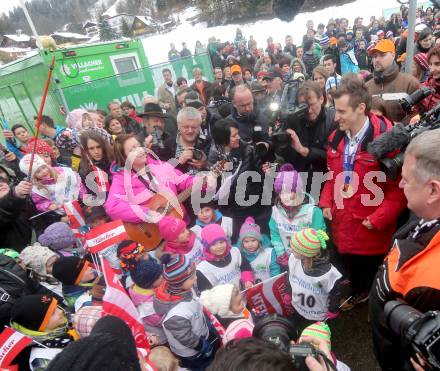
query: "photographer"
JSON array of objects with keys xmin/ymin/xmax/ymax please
[
  {"xmin": 227, "ymin": 85, "xmax": 269, "ymax": 143},
  {"xmin": 369, "ymin": 129, "xmax": 440, "ymax": 371},
  {"xmin": 417, "ymin": 45, "xmax": 440, "ymax": 113},
  {"xmin": 163, "ymin": 107, "xmax": 209, "ymax": 175},
  {"xmin": 278, "ymin": 81, "xmax": 337, "ymax": 192}
]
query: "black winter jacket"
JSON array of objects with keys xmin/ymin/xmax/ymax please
[
  {"xmin": 0, "ymin": 189, "xmax": 32, "ymax": 252},
  {"xmin": 0, "ymin": 255, "xmax": 61, "ymax": 328}
]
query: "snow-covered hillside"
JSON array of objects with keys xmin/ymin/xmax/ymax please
[{"xmin": 141, "ymin": 0, "xmax": 405, "ymax": 64}]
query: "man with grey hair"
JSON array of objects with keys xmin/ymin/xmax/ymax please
[
  {"xmin": 370, "ymin": 129, "xmax": 440, "ymax": 371},
  {"xmin": 163, "ymin": 106, "xmax": 209, "ymax": 175}
]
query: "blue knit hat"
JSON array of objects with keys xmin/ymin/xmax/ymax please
[{"xmin": 130, "ymin": 258, "xmax": 163, "ymax": 289}]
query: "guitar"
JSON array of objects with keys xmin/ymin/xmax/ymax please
[{"xmin": 124, "ymin": 160, "xmax": 227, "ymax": 249}]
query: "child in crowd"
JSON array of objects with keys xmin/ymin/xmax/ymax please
[
  {"xmin": 128, "ymin": 258, "xmax": 166, "ymax": 345},
  {"xmin": 239, "ymin": 217, "xmax": 281, "ymax": 282},
  {"xmin": 196, "ymin": 223, "xmax": 254, "ymax": 292},
  {"xmin": 149, "ymin": 346, "xmax": 180, "ymax": 371},
  {"xmin": 158, "ymin": 215, "xmax": 203, "ymax": 264},
  {"xmin": 11, "ymin": 294, "xmax": 78, "ymax": 370},
  {"xmin": 19, "ymin": 154, "xmax": 84, "ymax": 215},
  {"xmin": 288, "ymin": 229, "xmax": 345, "ymax": 331},
  {"xmin": 82, "ymin": 205, "xmax": 111, "ymax": 230},
  {"xmin": 117, "ymin": 240, "xmax": 149, "ymax": 288},
  {"xmin": 38, "ymin": 222, "xmax": 84, "ymax": 257},
  {"xmin": 51, "ymin": 256, "xmax": 96, "ymax": 308},
  {"xmin": 153, "ymin": 254, "xmax": 219, "ymax": 369},
  {"xmin": 19, "ymin": 243, "xmax": 61, "ymax": 296},
  {"xmin": 72, "ymin": 276, "xmax": 106, "ymax": 338},
  {"xmin": 200, "ymin": 283, "xmax": 252, "ymax": 331},
  {"xmin": 338, "ymin": 39, "xmax": 360, "ymax": 75},
  {"xmin": 191, "ymin": 200, "xmax": 233, "ymax": 241},
  {"xmin": 269, "ymin": 164, "xmax": 326, "ymax": 265}
]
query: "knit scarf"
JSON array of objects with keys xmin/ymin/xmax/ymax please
[
  {"xmin": 202, "ymin": 240, "xmax": 231, "ymax": 262},
  {"xmin": 373, "ymin": 61, "xmax": 399, "ymax": 85},
  {"xmin": 155, "ymin": 280, "xmax": 190, "ymax": 299},
  {"xmin": 164, "ymin": 231, "xmax": 196, "ymax": 254}
]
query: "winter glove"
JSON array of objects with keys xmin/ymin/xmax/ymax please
[{"xmin": 276, "ymin": 252, "xmax": 290, "ymax": 267}]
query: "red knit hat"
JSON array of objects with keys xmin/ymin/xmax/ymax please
[
  {"xmin": 23, "ymin": 138, "xmax": 55, "ymax": 160},
  {"xmin": 414, "ymin": 53, "xmax": 429, "ymax": 71}
]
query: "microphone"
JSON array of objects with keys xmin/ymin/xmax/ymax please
[{"xmin": 367, "ymin": 124, "xmax": 411, "ymax": 160}]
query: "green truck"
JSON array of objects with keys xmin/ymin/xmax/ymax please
[{"xmin": 0, "ymin": 39, "xmax": 213, "ymax": 134}]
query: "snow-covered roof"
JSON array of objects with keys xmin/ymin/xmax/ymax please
[
  {"xmin": 0, "ymin": 46, "xmax": 31, "ymax": 53},
  {"xmin": 51, "ymin": 32, "xmax": 90, "ymax": 40},
  {"xmin": 135, "ymin": 16, "xmax": 155, "ymax": 27},
  {"xmin": 3, "ymin": 34, "xmax": 31, "ymax": 42}
]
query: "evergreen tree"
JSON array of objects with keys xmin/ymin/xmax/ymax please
[
  {"xmin": 98, "ymin": 16, "xmax": 118, "ymax": 41},
  {"xmin": 121, "ymin": 18, "xmax": 132, "ymax": 38}
]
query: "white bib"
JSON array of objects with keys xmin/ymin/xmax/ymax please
[
  {"xmin": 197, "ymin": 246, "xmax": 242, "ymax": 288},
  {"xmin": 186, "ymin": 237, "xmax": 203, "ymax": 264},
  {"xmin": 250, "ymin": 248, "xmax": 273, "ymax": 282},
  {"xmin": 271, "ymin": 204, "xmax": 315, "ymax": 252},
  {"xmin": 162, "ymin": 299, "xmax": 208, "ymax": 357},
  {"xmin": 288, "ymin": 255, "xmax": 341, "ymax": 321}
]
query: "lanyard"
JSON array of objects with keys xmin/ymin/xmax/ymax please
[{"xmin": 342, "ymin": 131, "xmax": 367, "ymax": 185}]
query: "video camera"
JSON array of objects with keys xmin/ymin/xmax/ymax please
[
  {"xmin": 385, "ymin": 300, "xmax": 440, "ymax": 369},
  {"xmin": 253, "ymin": 314, "xmax": 336, "ymax": 371},
  {"xmin": 368, "ymin": 88, "xmax": 439, "ymax": 180},
  {"xmin": 252, "ymin": 78, "xmax": 308, "ymax": 158}
]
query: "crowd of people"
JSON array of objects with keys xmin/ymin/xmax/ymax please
[{"xmin": 1, "ymin": 3, "xmax": 440, "ymax": 371}]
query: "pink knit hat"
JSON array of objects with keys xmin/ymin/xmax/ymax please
[
  {"xmin": 274, "ymin": 164, "xmax": 303, "ymax": 194},
  {"xmin": 158, "ymin": 216, "xmax": 186, "ymax": 242},
  {"xmin": 239, "ymin": 217, "xmax": 262, "ymax": 243},
  {"xmin": 201, "ymin": 224, "xmax": 230, "ymax": 260},
  {"xmin": 377, "ymin": 30, "xmax": 385, "ymax": 38}
]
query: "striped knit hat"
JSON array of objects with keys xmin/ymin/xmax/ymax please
[
  {"xmin": 301, "ymin": 322, "xmax": 332, "ymax": 348},
  {"xmin": 386, "ymin": 30, "xmax": 394, "ymax": 39},
  {"xmin": 414, "ymin": 53, "xmax": 429, "ymax": 71},
  {"xmin": 318, "ymin": 35, "xmax": 330, "ymax": 46},
  {"xmin": 289, "ymin": 229, "xmax": 329, "ymax": 258},
  {"xmin": 161, "ymin": 254, "xmax": 195, "ymax": 293}
]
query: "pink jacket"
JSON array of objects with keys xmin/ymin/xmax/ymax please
[
  {"xmin": 105, "ymin": 157, "xmax": 195, "ymax": 223},
  {"xmin": 129, "ymin": 285, "xmax": 163, "ymax": 327},
  {"xmin": 32, "ymin": 167, "xmax": 85, "ymax": 212}
]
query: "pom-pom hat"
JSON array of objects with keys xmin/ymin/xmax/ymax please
[{"xmin": 289, "ymin": 229, "xmax": 329, "ymax": 258}]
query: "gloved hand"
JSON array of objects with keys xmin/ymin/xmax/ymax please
[
  {"xmin": 199, "ymin": 338, "xmax": 213, "ymax": 358},
  {"xmin": 276, "ymin": 252, "xmax": 289, "ymax": 267},
  {"xmin": 282, "ymin": 293, "xmax": 292, "ymax": 306}
]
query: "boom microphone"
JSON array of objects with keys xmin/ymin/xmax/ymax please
[{"xmin": 367, "ymin": 124, "xmax": 411, "ymax": 160}]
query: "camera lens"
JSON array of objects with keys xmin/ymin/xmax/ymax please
[
  {"xmin": 385, "ymin": 301, "xmax": 423, "ymax": 339},
  {"xmin": 253, "ymin": 314, "xmax": 297, "ymax": 353},
  {"xmin": 192, "ymin": 149, "xmax": 203, "ymax": 161},
  {"xmin": 380, "ymin": 153, "xmax": 404, "ymax": 181}
]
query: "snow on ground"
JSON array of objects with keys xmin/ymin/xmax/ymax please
[{"xmin": 142, "ymin": 0, "xmax": 403, "ymax": 65}]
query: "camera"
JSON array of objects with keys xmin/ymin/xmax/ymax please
[
  {"xmin": 192, "ymin": 133, "xmax": 209, "ymax": 161},
  {"xmin": 399, "ymin": 87, "xmax": 435, "ymax": 114},
  {"xmin": 151, "ymin": 126, "xmax": 164, "ymax": 149},
  {"xmin": 385, "ymin": 300, "xmax": 440, "ymax": 369},
  {"xmin": 368, "ymin": 101, "xmax": 440, "ymax": 180},
  {"xmin": 253, "ymin": 314, "xmax": 333, "ymax": 371}
]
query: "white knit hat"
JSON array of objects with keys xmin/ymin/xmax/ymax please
[
  {"xmin": 199, "ymin": 284, "xmax": 235, "ymax": 317},
  {"xmin": 19, "ymin": 242, "xmax": 58, "ymax": 279},
  {"xmin": 19, "ymin": 154, "xmax": 47, "ymax": 178}
]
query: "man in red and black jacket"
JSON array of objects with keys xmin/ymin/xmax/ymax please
[
  {"xmin": 319, "ymin": 78, "xmax": 406, "ymax": 308},
  {"xmin": 369, "ymin": 129, "xmax": 440, "ymax": 371}
]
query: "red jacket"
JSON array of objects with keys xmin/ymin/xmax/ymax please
[{"xmin": 319, "ymin": 114, "xmax": 406, "ymax": 255}]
